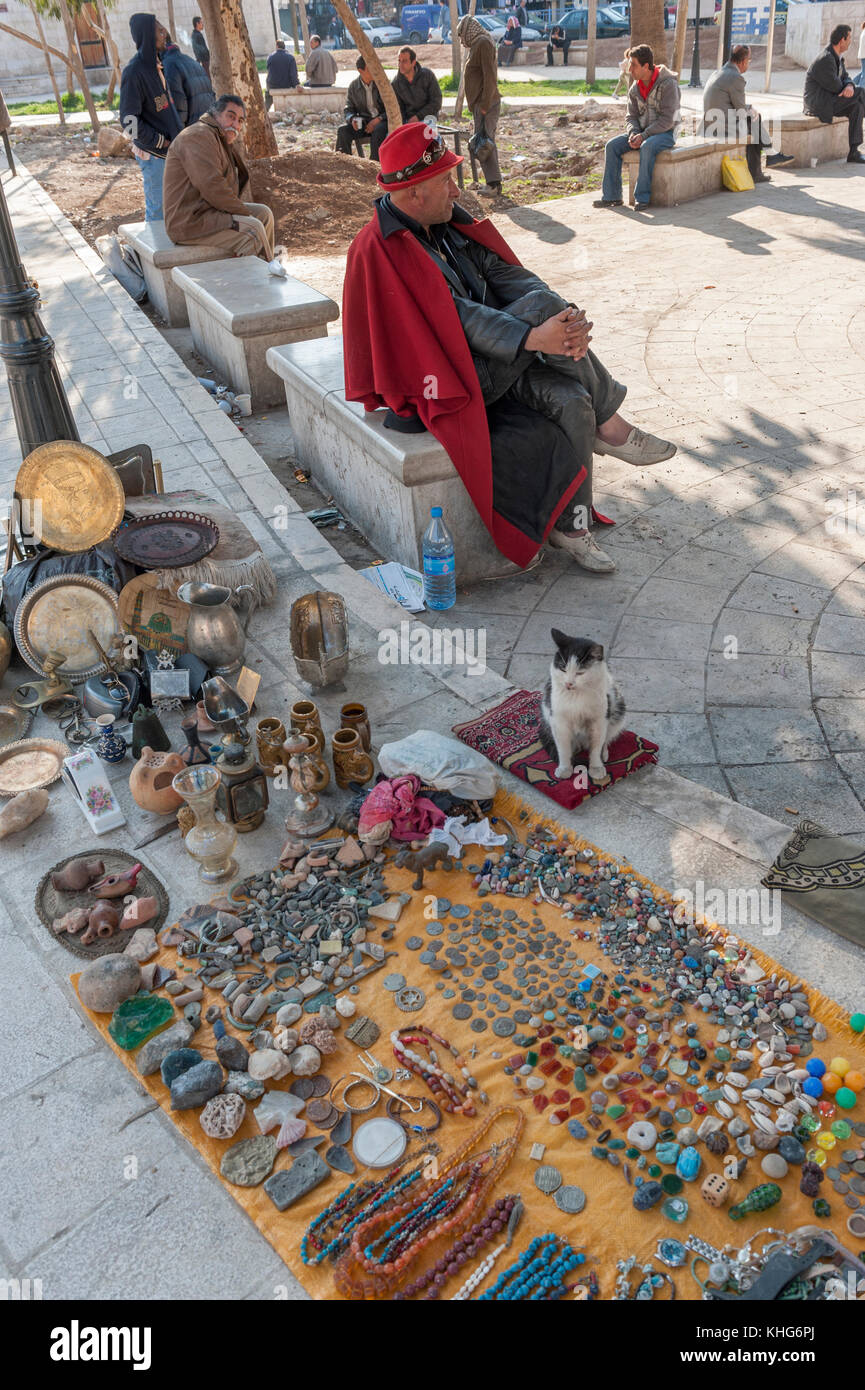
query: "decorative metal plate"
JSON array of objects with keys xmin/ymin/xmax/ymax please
[
  {"xmin": 34, "ymin": 849, "xmax": 169, "ymax": 960},
  {"xmin": 13, "ymin": 575, "xmax": 119, "ymax": 681},
  {"xmin": 113, "ymin": 511, "xmax": 220, "ymax": 568},
  {"xmin": 0, "ymin": 703, "xmax": 32, "ymax": 750},
  {"xmin": 15, "ymin": 441, "xmax": 126, "ymax": 553},
  {"xmin": 0, "ymin": 736, "xmax": 69, "ymax": 795}
]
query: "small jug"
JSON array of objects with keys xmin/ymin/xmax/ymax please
[
  {"xmin": 95, "ymin": 713, "xmax": 127, "ymax": 764},
  {"xmin": 340, "ymin": 701, "xmax": 371, "ymax": 753},
  {"xmin": 331, "ymin": 727, "xmax": 374, "ymax": 790},
  {"xmin": 290, "ymin": 699, "xmax": 325, "ymax": 754},
  {"xmin": 257, "ymin": 717, "xmax": 288, "ymax": 777},
  {"xmin": 178, "ymin": 581, "xmax": 255, "ymax": 677}
]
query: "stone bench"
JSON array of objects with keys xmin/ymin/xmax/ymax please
[
  {"xmin": 117, "ymin": 220, "xmax": 226, "ymax": 327},
  {"xmin": 171, "ymin": 260, "xmax": 339, "ymax": 410},
  {"xmin": 622, "ymin": 136, "xmax": 746, "ymax": 207},
  {"xmin": 266, "ymin": 337, "xmax": 524, "ymax": 582},
  {"xmin": 769, "ymin": 114, "xmax": 849, "ymax": 168},
  {"xmin": 269, "ymin": 87, "xmax": 343, "ymax": 114}
]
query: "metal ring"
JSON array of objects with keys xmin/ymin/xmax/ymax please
[{"xmin": 331, "ymin": 1073, "xmax": 381, "ymax": 1113}]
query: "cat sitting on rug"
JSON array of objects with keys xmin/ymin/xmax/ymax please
[{"xmin": 539, "ymin": 629, "xmax": 626, "ymax": 783}]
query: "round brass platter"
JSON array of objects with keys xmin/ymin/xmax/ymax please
[
  {"xmin": 14, "ymin": 575, "xmax": 119, "ymax": 681},
  {"xmin": 0, "ymin": 737, "xmax": 69, "ymax": 795},
  {"xmin": 15, "ymin": 441, "xmax": 125, "ymax": 553}
]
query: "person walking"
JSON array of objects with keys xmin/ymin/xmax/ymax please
[
  {"xmin": 162, "ymin": 35, "xmax": 214, "ymax": 127},
  {"xmin": 457, "ymin": 13, "xmax": 502, "ymax": 197},
  {"xmin": 119, "ymin": 13, "xmax": 182, "ymax": 222},
  {"xmin": 191, "ymin": 16, "xmax": 210, "ymax": 80},
  {"xmin": 265, "ymin": 39, "xmax": 299, "ymax": 110}
]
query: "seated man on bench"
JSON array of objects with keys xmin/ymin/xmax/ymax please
[
  {"xmin": 335, "ymin": 57, "xmax": 387, "ymax": 161},
  {"xmin": 343, "ymin": 124, "xmax": 676, "ymax": 575},
  {"xmin": 594, "ymin": 44, "xmax": 680, "ymax": 212},
  {"xmin": 163, "ymin": 94, "xmax": 275, "ymax": 258},
  {"xmin": 702, "ymin": 44, "xmax": 793, "ymax": 181}
]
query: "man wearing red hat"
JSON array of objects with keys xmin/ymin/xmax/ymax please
[{"xmin": 343, "ymin": 125, "xmax": 676, "ymax": 574}]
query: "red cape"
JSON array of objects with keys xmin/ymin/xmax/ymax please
[{"xmin": 342, "ymin": 207, "xmax": 585, "ymax": 567}]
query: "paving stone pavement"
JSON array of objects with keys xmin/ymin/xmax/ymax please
[{"xmin": 1, "ymin": 153, "xmax": 864, "ymax": 1301}]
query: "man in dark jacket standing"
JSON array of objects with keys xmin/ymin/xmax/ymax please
[
  {"xmin": 162, "ymin": 37, "xmax": 214, "ymax": 126},
  {"xmin": 392, "ymin": 46, "xmax": 443, "ymax": 124},
  {"xmin": 191, "ymin": 17, "xmax": 210, "ymax": 79},
  {"xmin": 119, "ymin": 13, "xmax": 182, "ymax": 221},
  {"xmin": 804, "ymin": 23, "xmax": 865, "ymax": 162},
  {"xmin": 265, "ymin": 40, "xmax": 299, "ymax": 110},
  {"xmin": 335, "ymin": 57, "xmax": 387, "ymax": 159}
]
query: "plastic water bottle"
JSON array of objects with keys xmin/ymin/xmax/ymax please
[{"xmin": 422, "ymin": 506, "xmax": 456, "ymax": 610}]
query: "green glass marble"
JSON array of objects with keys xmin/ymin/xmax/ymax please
[
  {"xmin": 729, "ymin": 1182, "xmax": 782, "ymax": 1221},
  {"xmin": 800, "ymin": 1114, "xmax": 821, "ymax": 1135},
  {"xmin": 648, "ymin": 1164, "xmax": 662, "ymax": 1178},
  {"xmin": 831, "ymin": 1120, "xmax": 852, "ymax": 1140},
  {"xmin": 109, "ymin": 994, "xmax": 174, "ymax": 1051}
]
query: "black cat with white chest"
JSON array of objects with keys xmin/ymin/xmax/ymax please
[{"xmin": 538, "ymin": 629, "xmax": 626, "ymax": 782}]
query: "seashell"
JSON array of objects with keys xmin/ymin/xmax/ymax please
[
  {"xmin": 716, "ymin": 1100, "xmax": 734, "ymax": 1119},
  {"xmin": 763, "ymin": 1088, "xmax": 784, "ymax": 1105},
  {"xmin": 753, "ymin": 1112, "xmax": 777, "ymax": 1135},
  {"xmin": 276, "ymin": 1116, "xmax": 306, "ymax": 1149}
]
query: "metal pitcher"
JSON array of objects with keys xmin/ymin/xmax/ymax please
[{"xmin": 177, "ymin": 582, "xmax": 254, "ymax": 677}]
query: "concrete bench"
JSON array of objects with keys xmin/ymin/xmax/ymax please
[
  {"xmin": 171, "ymin": 260, "xmax": 339, "ymax": 410},
  {"xmin": 622, "ymin": 136, "xmax": 746, "ymax": 207},
  {"xmin": 117, "ymin": 220, "xmax": 226, "ymax": 327},
  {"xmin": 266, "ymin": 337, "xmax": 524, "ymax": 582},
  {"xmin": 770, "ymin": 114, "xmax": 849, "ymax": 168},
  {"xmin": 269, "ymin": 87, "xmax": 343, "ymax": 114}
]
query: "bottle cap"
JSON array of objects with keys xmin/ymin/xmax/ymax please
[{"xmin": 431, "ymin": 507, "xmax": 442, "ymax": 517}]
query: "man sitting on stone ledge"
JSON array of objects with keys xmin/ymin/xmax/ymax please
[
  {"xmin": 804, "ymin": 23, "xmax": 865, "ymax": 163},
  {"xmin": 343, "ymin": 125, "xmax": 676, "ymax": 574},
  {"xmin": 163, "ymin": 94, "xmax": 275, "ymax": 259}
]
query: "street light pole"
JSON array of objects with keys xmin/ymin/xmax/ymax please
[
  {"xmin": 0, "ymin": 170, "xmax": 78, "ymax": 460},
  {"xmin": 689, "ymin": 0, "xmax": 702, "ymax": 87}
]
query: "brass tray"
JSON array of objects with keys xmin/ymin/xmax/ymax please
[
  {"xmin": 14, "ymin": 575, "xmax": 119, "ymax": 681},
  {"xmin": 15, "ymin": 441, "xmax": 126, "ymax": 553},
  {"xmin": 0, "ymin": 703, "xmax": 33, "ymax": 750},
  {"xmin": 0, "ymin": 736, "xmax": 69, "ymax": 795}
]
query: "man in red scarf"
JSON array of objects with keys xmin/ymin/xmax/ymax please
[
  {"xmin": 594, "ymin": 44, "xmax": 681, "ymax": 212},
  {"xmin": 343, "ymin": 124, "xmax": 676, "ymax": 574}
]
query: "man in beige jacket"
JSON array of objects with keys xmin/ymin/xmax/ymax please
[{"xmin": 162, "ymin": 94, "xmax": 275, "ymax": 257}]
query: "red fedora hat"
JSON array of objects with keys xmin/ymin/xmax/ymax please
[{"xmin": 377, "ymin": 124, "xmax": 462, "ymax": 191}]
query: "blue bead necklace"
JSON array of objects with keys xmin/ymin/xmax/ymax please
[
  {"xmin": 301, "ymin": 1160, "xmax": 425, "ymax": 1266},
  {"xmin": 477, "ymin": 1233, "xmax": 585, "ymax": 1301}
]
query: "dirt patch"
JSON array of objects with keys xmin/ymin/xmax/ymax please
[{"xmin": 251, "ymin": 149, "xmax": 381, "ymax": 250}]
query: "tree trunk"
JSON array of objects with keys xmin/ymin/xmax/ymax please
[
  {"xmin": 448, "ymin": 0, "xmax": 461, "ymax": 85},
  {"xmin": 629, "ymin": 0, "xmax": 667, "ymax": 62},
  {"xmin": 454, "ymin": 0, "xmax": 477, "ymax": 119},
  {"xmin": 716, "ymin": 0, "xmax": 728, "ymax": 67},
  {"xmin": 93, "ymin": 0, "xmax": 122, "ymax": 105},
  {"xmin": 197, "ymin": 0, "xmax": 234, "ymax": 97},
  {"xmin": 672, "ymin": 0, "xmax": 688, "ymax": 78},
  {"xmin": 330, "ymin": 0, "xmax": 402, "ymax": 131},
  {"xmin": 217, "ymin": 0, "xmax": 278, "ymax": 157},
  {"xmin": 586, "ymin": 0, "xmax": 598, "ymax": 83},
  {"xmin": 763, "ymin": 0, "xmax": 777, "ymax": 92},
  {"xmin": 58, "ymin": 0, "xmax": 102, "ymax": 129},
  {"xmin": 297, "ymin": 0, "xmax": 310, "ymax": 56},
  {"xmin": 28, "ymin": 3, "xmax": 66, "ymax": 127},
  {"xmin": 287, "ymin": 0, "xmax": 299, "ymax": 55},
  {"xmin": 166, "ymin": 0, "xmax": 177, "ymax": 42}
]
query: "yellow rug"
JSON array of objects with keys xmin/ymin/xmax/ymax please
[{"xmin": 74, "ymin": 790, "xmax": 865, "ymax": 1300}]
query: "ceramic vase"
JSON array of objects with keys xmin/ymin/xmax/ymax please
[
  {"xmin": 95, "ymin": 713, "xmax": 127, "ymax": 764},
  {"xmin": 331, "ymin": 727, "xmax": 374, "ymax": 790},
  {"xmin": 289, "ymin": 699, "xmax": 325, "ymax": 754},
  {"xmin": 256, "ymin": 717, "xmax": 288, "ymax": 777},
  {"xmin": 129, "ymin": 747, "xmax": 186, "ymax": 814},
  {"xmin": 172, "ymin": 764, "xmax": 238, "ymax": 883},
  {"xmin": 339, "ymin": 702, "xmax": 371, "ymax": 753}
]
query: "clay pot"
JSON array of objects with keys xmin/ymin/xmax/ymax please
[
  {"xmin": 331, "ymin": 728, "xmax": 374, "ymax": 790},
  {"xmin": 289, "ymin": 699, "xmax": 325, "ymax": 754},
  {"xmin": 129, "ymin": 746, "xmax": 186, "ymax": 814},
  {"xmin": 340, "ymin": 702, "xmax": 371, "ymax": 753}
]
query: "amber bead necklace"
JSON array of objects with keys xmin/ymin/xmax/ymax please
[{"xmin": 391, "ymin": 1024, "xmax": 483, "ymax": 1117}]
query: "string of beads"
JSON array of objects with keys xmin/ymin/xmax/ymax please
[{"xmin": 477, "ymin": 1233, "xmax": 584, "ymax": 1301}]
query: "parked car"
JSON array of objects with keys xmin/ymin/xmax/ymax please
[
  {"xmin": 541, "ymin": 6, "xmax": 630, "ymax": 41},
  {"xmin": 358, "ymin": 15, "xmax": 403, "ymax": 45}
]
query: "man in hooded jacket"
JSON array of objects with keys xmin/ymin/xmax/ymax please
[
  {"xmin": 119, "ymin": 13, "xmax": 182, "ymax": 221},
  {"xmin": 594, "ymin": 44, "xmax": 680, "ymax": 212}
]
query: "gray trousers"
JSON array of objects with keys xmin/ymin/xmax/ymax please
[
  {"xmin": 472, "ymin": 288, "xmax": 626, "ymax": 519},
  {"xmin": 472, "ymin": 99, "xmax": 502, "ymax": 184}
]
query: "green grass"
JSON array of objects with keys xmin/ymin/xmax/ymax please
[
  {"xmin": 440, "ymin": 73, "xmax": 617, "ymax": 96},
  {"xmin": 8, "ymin": 89, "xmax": 120, "ymax": 116}
]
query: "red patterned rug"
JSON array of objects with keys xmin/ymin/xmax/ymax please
[{"xmin": 453, "ymin": 689, "xmax": 659, "ymax": 810}]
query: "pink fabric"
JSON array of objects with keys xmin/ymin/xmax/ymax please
[{"xmin": 358, "ymin": 775, "xmax": 446, "ymax": 841}]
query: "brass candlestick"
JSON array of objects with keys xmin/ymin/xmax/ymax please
[{"xmin": 282, "ymin": 731, "xmax": 333, "ymax": 837}]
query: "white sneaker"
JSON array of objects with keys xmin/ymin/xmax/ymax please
[
  {"xmin": 548, "ymin": 529, "xmax": 617, "ymax": 572},
  {"xmin": 594, "ymin": 426, "xmax": 677, "ymax": 466}
]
